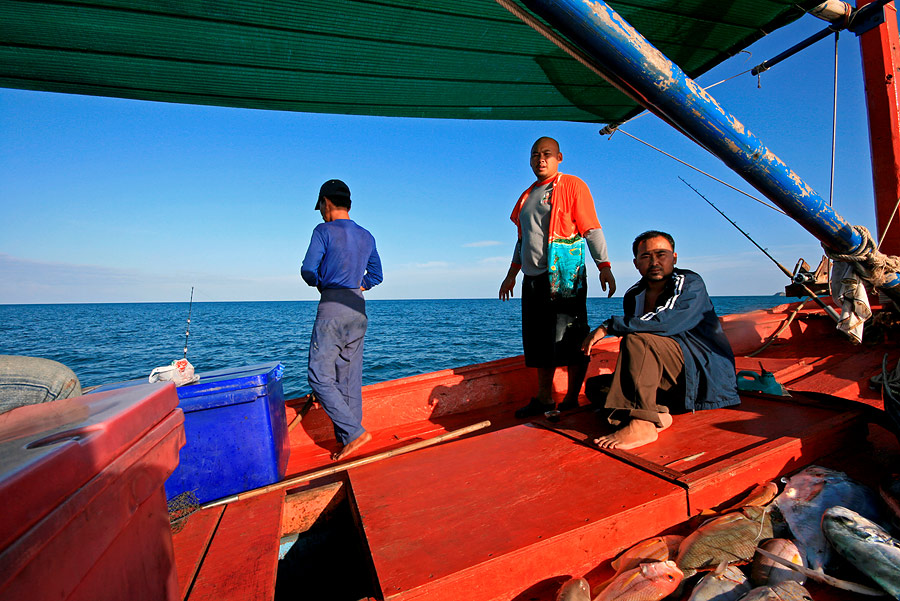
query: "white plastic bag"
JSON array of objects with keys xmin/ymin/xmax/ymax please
[{"xmin": 149, "ymin": 358, "xmax": 199, "ymax": 386}]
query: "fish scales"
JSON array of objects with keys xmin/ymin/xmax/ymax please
[
  {"xmin": 593, "ymin": 561, "xmax": 683, "ymax": 601},
  {"xmin": 594, "ymin": 535, "xmax": 684, "ymax": 596},
  {"xmin": 676, "ymin": 507, "xmax": 773, "ymax": 577},
  {"xmin": 686, "ymin": 565, "xmax": 750, "ymax": 601},
  {"xmin": 822, "ymin": 506, "xmax": 900, "ymax": 599},
  {"xmin": 611, "ymin": 535, "xmax": 683, "ymax": 572},
  {"xmin": 738, "ymin": 581, "xmax": 813, "ymax": 600}
]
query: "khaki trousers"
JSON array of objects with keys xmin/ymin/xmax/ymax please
[{"xmin": 605, "ymin": 332, "xmax": 684, "ymax": 427}]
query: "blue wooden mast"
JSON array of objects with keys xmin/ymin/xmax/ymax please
[{"xmin": 522, "ymin": 0, "xmax": 900, "ymax": 299}]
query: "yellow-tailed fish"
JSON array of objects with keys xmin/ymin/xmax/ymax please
[
  {"xmin": 721, "ymin": 481, "xmax": 779, "ymax": 512},
  {"xmin": 610, "ymin": 535, "xmax": 685, "ymax": 572},
  {"xmin": 688, "ymin": 482, "xmax": 780, "ymax": 530},
  {"xmin": 750, "ymin": 538, "xmax": 805, "ymax": 586},
  {"xmin": 676, "ymin": 506, "xmax": 773, "ymax": 578},
  {"xmin": 593, "ymin": 560, "xmax": 683, "ymax": 601}
]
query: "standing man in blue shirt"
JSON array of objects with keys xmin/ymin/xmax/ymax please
[{"xmin": 301, "ymin": 179, "xmax": 383, "ymax": 461}]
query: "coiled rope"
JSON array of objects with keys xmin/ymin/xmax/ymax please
[
  {"xmin": 822, "ymin": 225, "xmax": 900, "ymax": 287},
  {"xmin": 871, "ymin": 354, "xmax": 900, "ymax": 391}
]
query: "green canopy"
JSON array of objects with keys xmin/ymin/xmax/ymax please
[{"xmin": 0, "ymin": 0, "xmax": 818, "ymax": 123}]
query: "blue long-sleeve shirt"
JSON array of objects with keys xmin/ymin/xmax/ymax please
[
  {"xmin": 604, "ymin": 268, "xmax": 739, "ymax": 412},
  {"xmin": 301, "ymin": 220, "xmax": 383, "ymax": 291}
]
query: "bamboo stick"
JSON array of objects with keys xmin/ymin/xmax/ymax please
[
  {"xmin": 202, "ymin": 420, "xmax": 491, "ymax": 509},
  {"xmin": 287, "ymin": 396, "xmax": 315, "ymax": 432}
]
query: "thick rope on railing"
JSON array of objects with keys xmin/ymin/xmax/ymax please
[
  {"xmin": 822, "ymin": 225, "xmax": 900, "ymax": 288},
  {"xmin": 871, "ymin": 354, "xmax": 900, "ymax": 391}
]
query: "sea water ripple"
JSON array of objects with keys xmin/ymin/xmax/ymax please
[{"xmin": 0, "ymin": 297, "xmax": 796, "ymax": 399}]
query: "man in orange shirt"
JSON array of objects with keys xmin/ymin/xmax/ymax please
[{"xmin": 499, "ymin": 137, "xmax": 616, "ymax": 418}]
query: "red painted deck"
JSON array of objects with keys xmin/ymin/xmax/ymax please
[
  {"xmin": 348, "ymin": 394, "xmax": 864, "ymax": 601},
  {"xmin": 166, "ymin": 300, "xmax": 899, "ymax": 601},
  {"xmin": 171, "ymin": 491, "xmax": 283, "ymax": 601}
]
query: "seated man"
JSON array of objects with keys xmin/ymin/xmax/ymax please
[
  {"xmin": 582, "ymin": 230, "xmax": 739, "ymax": 450},
  {"xmin": 0, "ymin": 355, "xmax": 82, "ymax": 414}
]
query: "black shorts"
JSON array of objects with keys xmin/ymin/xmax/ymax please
[{"xmin": 521, "ymin": 273, "xmax": 589, "ymax": 368}]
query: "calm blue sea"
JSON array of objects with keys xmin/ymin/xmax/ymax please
[{"xmin": 0, "ymin": 297, "xmax": 796, "ymax": 399}]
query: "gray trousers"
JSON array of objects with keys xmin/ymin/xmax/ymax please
[{"xmin": 307, "ymin": 288, "xmax": 368, "ymax": 445}]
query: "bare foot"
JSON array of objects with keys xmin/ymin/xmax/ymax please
[
  {"xmin": 332, "ymin": 431, "xmax": 372, "ymax": 461},
  {"xmin": 594, "ymin": 419, "xmax": 658, "ymax": 450},
  {"xmin": 657, "ymin": 413, "xmax": 673, "ymax": 432}
]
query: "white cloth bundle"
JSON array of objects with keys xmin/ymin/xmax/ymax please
[{"xmin": 830, "ymin": 261, "xmax": 871, "ymax": 344}]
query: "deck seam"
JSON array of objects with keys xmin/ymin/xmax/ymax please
[{"xmin": 182, "ymin": 506, "xmax": 226, "ymax": 601}]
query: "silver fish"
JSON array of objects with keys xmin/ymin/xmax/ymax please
[
  {"xmin": 773, "ymin": 465, "xmax": 880, "ymax": 570},
  {"xmin": 686, "ymin": 565, "xmax": 751, "ymax": 601},
  {"xmin": 555, "ymin": 577, "xmax": 590, "ymax": 601},
  {"xmin": 737, "ymin": 580, "xmax": 813, "ymax": 600},
  {"xmin": 822, "ymin": 505, "xmax": 900, "ymax": 599}
]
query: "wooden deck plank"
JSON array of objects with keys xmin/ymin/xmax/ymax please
[
  {"xmin": 625, "ymin": 395, "xmax": 859, "ymax": 475},
  {"xmin": 171, "ymin": 505, "xmax": 225, "ymax": 600},
  {"xmin": 349, "ymin": 395, "xmax": 868, "ymax": 601},
  {"xmin": 186, "ymin": 491, "xmax": 284, "ymax": 601},
  {"xmin": 350, "ymin": 423, "xmax": 687, "ymax": 601},
  {"xmin": 786, "ymin": 350, "xmax": 898, "ymax": 405},
  {"xmin": 286, "ymin": 403, "xmax": 524, "ymax": 478}
]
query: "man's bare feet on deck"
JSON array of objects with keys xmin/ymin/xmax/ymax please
[
  {"xmin": 657, "ymin": 412, "xmax": 673, "ymax": 432},
  {"xmin": 332, "ymin": 431, "xmax": 372, "ymax": 461},
  {"xmin": 594, "ymin": 418, "xmax": 659, "ymax": 450}
]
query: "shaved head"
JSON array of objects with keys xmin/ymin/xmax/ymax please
[{"xmin": 531, "ymin": 136, "xmax": 560, "ymax": 154}]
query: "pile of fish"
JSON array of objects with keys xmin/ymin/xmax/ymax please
[{"xmin": 554, "ymin": 465, "xmax": 900, "ymax": 601}]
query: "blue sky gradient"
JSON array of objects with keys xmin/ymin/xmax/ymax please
[{"xmin": 0, "ymin": 14, "xmax": 888, "ymax": 303}]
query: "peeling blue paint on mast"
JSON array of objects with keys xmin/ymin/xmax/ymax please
[{"xmin": 523, "ymin": 0, "xmax": 900, "ymax": 293}]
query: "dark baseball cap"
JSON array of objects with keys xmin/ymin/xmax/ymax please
[{"xmin": 316, "ymin": 179, "xmax": 351, "ymax": 210}]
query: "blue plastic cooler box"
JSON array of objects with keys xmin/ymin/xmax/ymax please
[{"xmin": 164, "ymin": 361, "xmax": 290, "ymax": 504}]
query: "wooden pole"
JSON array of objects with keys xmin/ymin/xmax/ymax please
[
  {"xmin": 202, "ymin": 420, "xmax": 491, "ymax": 509},
  {"xmin": 859, "ymin": 0, "xmax": 900, "ymax": 256}
]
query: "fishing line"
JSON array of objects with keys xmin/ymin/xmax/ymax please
[
  {"xmin": 701, "ymin": 67, "xmax": 752, "ymax": 90},
  {"xmin": 496, "ymin": 0, "xmax": 757, "ymax": 138},
  {"xmin": 679, "ymin": 177, "xmax": 841, "ymax": 323},
  {"xmin": 617, "ymin": 130, "xmax": 786, "ymax": 215},
  {"xmin": 747, "ymin": 298, "xmax": 810, "ymax": 357},
  {"xmin": 601, "ymin": 68, "xmax": 748, "ymax": 133},
  {"xmin": 829, "ymin": 30, "xmax": 840, "ymax": 208},
  {"xmin": 877, "ymin": 196, "xmax": 900, "ymax": 251},
  {"xmin": 184, "ymin": 286, "xmax": 194, "ymax": 359}
]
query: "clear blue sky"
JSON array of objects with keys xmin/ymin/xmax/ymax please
[{"xmin": 0, "ymin": 14, "xmax": 887, "ymax": 304}]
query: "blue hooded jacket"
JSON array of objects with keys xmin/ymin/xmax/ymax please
[{"xmin": 604, "ymin": 268, "xmax": 740, "ymax": 412}]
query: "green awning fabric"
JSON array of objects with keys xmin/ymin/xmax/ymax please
[{"xmin": 0, "ymin": 0, "xmax": 819, "ymax": 123}]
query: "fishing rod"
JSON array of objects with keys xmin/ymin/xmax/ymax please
[
  {"xmin": 183, "ymin": 286, "xmax": 194, "ymax": 359},
  {"xmin": 679, "ymin": 177, "xmax": 841, "ymax": 323}
]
